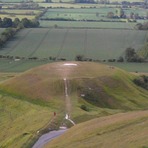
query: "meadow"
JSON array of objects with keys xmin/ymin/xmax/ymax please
[
  {"xmin": 41, "ymin": 8, "xmax": 148, "ymax": 21},
  {"xmin": 39, "ymin": 20, "xmax": 137, "ymax": 29},
  {"xmin": 0, "ymin": 0, "xmax": 144, "ymax": 3},
  {"xmin": 0, "ymin": 9, "xmax": 41, "ymax": 15},
  {"xmin": 0, "ymin": 28, "xmax": 5, "ymax": 34}
]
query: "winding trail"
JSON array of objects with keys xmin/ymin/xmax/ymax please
[
  {"xmin": 63, "ymin": 78, "xmax": 75, "ymax": 125},
  {"xmin": 32, "ymin": 63, "xmax": 77, "ymax": 148},
  {"xmin": 63, "ymin": 78, "xmax": 71, "ymax": 113},
  {"xmin": 32, "ymin": 129, "xmax": 67, "ymax": 148}
]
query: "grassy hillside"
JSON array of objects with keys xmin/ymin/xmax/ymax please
[
  {"xmin": 0, "ymin": 94, "xmax": 58, "ymax": 148},
  {"xmin": 44, "ymin": 110, "xmax": 148, "ymax": 148},
  {"xmin": 0, "ymin": 62, "xmax": 148, "ymax": 121},
  {"xmin": 0, "ymin": 62, "xmax": 148, "ymax": 147},
  {"xmin": 138, "ymin": 42, "xmax": 148, "ymax": 60}
]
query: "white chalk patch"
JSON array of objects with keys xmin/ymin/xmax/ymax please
[{"xmin": 63, "ymin": 63, "xmax": 77, "ymax": 66}]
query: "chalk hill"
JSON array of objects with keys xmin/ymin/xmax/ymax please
[{"xmin": 0, "ymin": 62, "xmax": 147, "ymax": 111}]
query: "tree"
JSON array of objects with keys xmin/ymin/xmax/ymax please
[
  {"xmin": 21, "ymin": 18, "xmax": 31, "ymax": 28},
  {"xmin": 125, "ymin": 47, "xmax": 136, "ymax": 61},
  {"xmin": 107, "ymin": 12, "xmax": 114, "ymax": 18},
  {"xmin": 75, "ymin": 55, "xmax": 85, "ymax": 61},
  {"xmin": 2, "ymin": 17, "xmax": 13, "ymax": 27},
  {"xmin": 13, "ymin": 18, "xmax": 21, "ymax": 27},
  {"xmin": 117, "ymin": 56, "xmax": 124, "ymax": 62},
  {"xmin": 125, "ymin": 47, "xmax": 144, "ymax": 62},
  {"xmin": 0, "ymin": 18, "xmax": 2, "ymax": 27}
]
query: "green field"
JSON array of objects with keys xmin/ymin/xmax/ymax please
[
  {"xmin": 0, "ymin": 9, "xmax": 41, "ymax": 15},
  {"xmin": 0, "ymin": 0, "xmax": 144, "ymax": 3},
  {"xmin": 41, "ymin": 8, "xmax": 148, "ymax": 21},
  {"xmin": 40, "ymin": 20, "xmax": 137, "ymax": 29},
  {"xmin": 41, "ymin": 8, "xmax": 116, "ymax": 21},
  {"xmin": 0, "ymin": 28, "xmax": 147, "ymax": 72},
  {"xmin": 1, "ymin": 28, "xmax": 146, "ymax": 59},
  {"xmin": 0, "ymin": 28, "xmax": 5, "ymax": 34},
  {"xmin": 0, "ymin": 14, "xmax": 35, "ymax": 20}
]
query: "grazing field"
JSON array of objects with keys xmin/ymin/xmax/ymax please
[
  {"xmin": 40, "ymin": 20, "xmax": 137, "ymax": 29},
  {"xmin": 0, "ymin": 0, "xmax": 144, "ymax": 2},
  {"xmin": 0, "ymin": 28, "xmax": 5, "ymax": 34},
  {"xmin": 0, "ymin": 9, "xmax": 41, "ymax": 15},
  {"xmin": 41, "ymin": 8, "xmax": 116, "ymax": 21},
  {"xmin": 41, "ymin": 8, "xmax": 148, "ymax": 21}
]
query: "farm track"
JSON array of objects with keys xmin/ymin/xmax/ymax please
[
  {"xmin": 84, "ymin": 29, "xmax": 87, "ymax": 57},
  {"xmin": 56, "ymin": 29, "xmax": 69, "ymax": 60},
  {"xmin": 28, "ymin": 28, "xmax": 52, "ymax": 58}
]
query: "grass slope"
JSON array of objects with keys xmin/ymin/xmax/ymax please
[
  {"xmin": 0, "ymin": 62, "xmax": 148, "ymax": 147},
  {"xmin": 0, "ymin": 94, "xmax": 56, "ymax": 148},
  {"xmin": 0, "ymin": 62, "xmax": 148, "ymax": 119},
  {"xmin": 138, "ymin": 42, "xmax": 148, "ymax": 60},
  {"xmin": 45, "ymin": 110, "xmax": 148, "ymax": 148}
]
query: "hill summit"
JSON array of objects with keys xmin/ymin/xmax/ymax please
[{"xmin": 0, "ymin": 62, "xmax": 148, "ymax": 111}]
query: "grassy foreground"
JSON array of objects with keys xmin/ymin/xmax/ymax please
[
  {"xmin": 0, "ymin": 94, "xmax": 55, "ymax": 148},
  {"xmin": 45, "ymin": 110, "xmax": 148, "ymax": 148}
]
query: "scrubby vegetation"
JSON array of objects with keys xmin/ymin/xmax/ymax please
[
  {"xmin": 135, "ymin": 22, "xmax": 148, "ymax": 30},
  {"xmin": 134, "ymin": 75, "xmax": 148, "ymax": 90}
]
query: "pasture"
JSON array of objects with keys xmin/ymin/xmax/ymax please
[
  {"xmin": 0, "ymin": 14, "xmax": 35, "ymax": 20},
  {"xmin": 39, "ymin": 20, "xmax": 137, "ymax": 29},
  {"xmin": 41, "ymin": 8, "xmax": 148, "ymax": 21},
  {"xmin": 0, "ymin": 28, "xmax": 147, "ymax": 72},
  {"xmin": 0, "ymin": 28, "xmax": 5, "ymax": 34},
  {"xmin": 0, "ymin": 9, "xmax": 41, "ymax": 15},
  {"xmin": 0, "ymin": 0, "xmax": 143, "ymax": 3}
]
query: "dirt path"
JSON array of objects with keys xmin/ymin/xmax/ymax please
[
  {"xmin": 32, "ymin": 129, "xmax": 67, "ymax": 148},
  {"xmin": 32, "ymin": 63, "xmax": 77, "ymax": 147},
  {"xmin": 63, "ymin": 78, "xmax": 71, "ymax": 114}
]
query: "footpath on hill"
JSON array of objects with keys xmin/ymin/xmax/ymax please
[{"xmin": 32, "ymin": 63, "xmax": 77, "ymax": 148}]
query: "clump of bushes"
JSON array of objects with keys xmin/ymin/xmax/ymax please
[
  {"xmin": 133, "ymin": 75, "xmax": 148, "ymax": 90},
  {"xmin": 80, "ymin": 104, "xmax": 90, "ymax": 112}
]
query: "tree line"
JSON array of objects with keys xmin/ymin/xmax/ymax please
[
  {"xmin": 0, "ymin": 17, "xmax": 40, "ymax": 48},
  {"xmin": 0, "ymin": 28, "xmax": 20, "ymax": 48},
  {"xmin": 0, "ymin": 17, "xmax": 39, "ymax": 28},
  {"xmin": 135, "ymin": 22, "xmax": 148, "ymax": 30}
]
